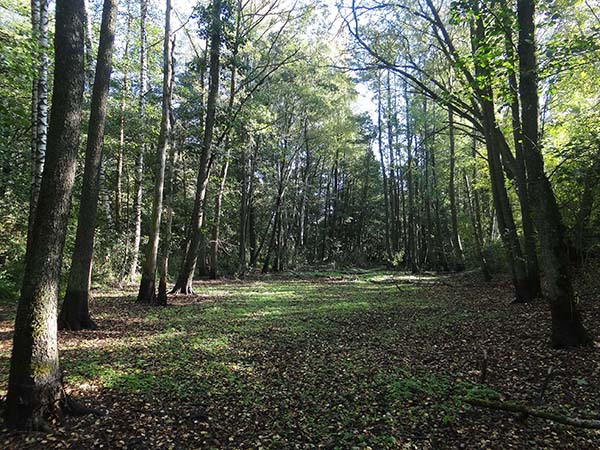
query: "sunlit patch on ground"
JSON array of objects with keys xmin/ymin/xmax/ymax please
[{"xmin": 1, "ymin": 270, "xmax": 599, "ymax": 448}]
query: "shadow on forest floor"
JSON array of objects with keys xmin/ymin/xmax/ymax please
[{"xmin": 1, "ymin": 269, "xmax": 600, "ymax": 449}]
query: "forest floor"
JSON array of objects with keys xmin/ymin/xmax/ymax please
[{"xmin": 1, "ymin": 268, "xmax": 600, "ymax": 449}]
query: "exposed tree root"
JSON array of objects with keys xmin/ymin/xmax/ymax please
[{"xmin": 64, "ymin": 395, "xmax": 105, "ymax": 418}]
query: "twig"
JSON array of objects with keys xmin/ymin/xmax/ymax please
[
  {"xmin": 463, "ymin": 398, "xmax": 600, "ymax": 429},
  {"xmin": 537, "ymin": 367, "xmax": 554, "ymax": 406}
]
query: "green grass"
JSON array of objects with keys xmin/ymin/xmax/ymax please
[{"xmin": 1, "ymin": 269, "xmax": 503, "ymax": 447}]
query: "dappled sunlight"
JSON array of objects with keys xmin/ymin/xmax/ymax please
[{"xmin": 1, "ymin": 271, "xmax": 599, "ymax": 448}]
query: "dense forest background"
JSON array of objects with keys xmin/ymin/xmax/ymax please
[
  {"xmin": 1, "ymin": 0, "xmax": 600, "ymax": 438},
  {"xmin": 2, "ymin": 0, "xmax": 599, "ymax": 290},
  {"xmin": 2, "ymin": 0, "xmax": 599, "ymax": 292}
]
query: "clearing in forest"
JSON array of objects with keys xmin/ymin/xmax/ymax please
[{"xmin": 1, "ymin": 270, "xmax": 599, "ymax": 449}]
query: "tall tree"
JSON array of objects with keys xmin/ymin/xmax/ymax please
[
  {"xmin": 448, "ymin": 106, "xmax": 465, "ymax": 271},
  {"xmin": 59, "ymin": 0, "xmax": 117, "ymax": 330},
  {"xmin": 171, "ymin": 0, "xmax": 222, "ymax": 294},
  {"xmin": 470, "ymin": 5, "xmax": 533, "ymax": 302},
  {"xmin": 377, "ymin": 74, "xmax": 392, "ymax": 260},
  {"xmin": 5, "ymin": 0, "xmax": 86, "ymax": 429},
  {"xmin": 26, "ymin": 0, "xmax": 49, "ymax": 249},
  {"xmin": 128, "ymin": 0, "xmax": 148, "ymax": 282},
  {"xmin": 137, "ymin": 0, "xmax": 172, "ymax": 303},
  {"xmin": 517, "ymin": 0, "xmax": 590, "ymax": 347},
  {"xmin": 114, "ymin": 0, "xmax": 132, "ymax": 233}
]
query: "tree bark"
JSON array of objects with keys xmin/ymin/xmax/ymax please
[
  {"xmin": 209, "ymin": 155, "xmax": 229, "ymax": 279},
  {"xmin": 517, "ymin": 0, "xmax": 590, "ymax": 347},
  {"xmin": 137, "ymin": 0, "xmax": 172, "ymax": 304},
  {"xmin": 210, "ymin": 9, "xmax": 239, "ymax": 278},
  {"xmin": 471, "ymin": 11, "xmax": 532, "ymax": 303},
  {"xmin": 128, "ymin": 0, "xmax": 148, "ymax": 282},
  {"xmin": 263, "ymin": 172, "xmax": 285, "ymax": 273},
  {"xmin": 448, "ymin": 107, "xmax": 465, "ymax": 271},
  {"xmin": 377, "ymin": 74, "xmax": 392, "ymax": 259},
  {"xmin": 238, "ymin": 146, "xmax": 248, "ymax": 273},
  {"xmin": 5, "ymin": 0, "xmax": 85, "ymax": 430},
  {"xmin": 500, "ymin": 5, "xmax": 542, "ymax": 298},
  {"xmin": 464, "ymin": 137, "xmax": 492, "ymax": 281},
  {"xmin": 115, "ymin": 1, "xmax": 131, "ymax": 233},
  {"xmin": 248, "ymin": 152, "xmax": 259, "ymax": 267},
  {"xmin": 59, "ymin": 0, "xmax": 117, "ymax": 330},
  {"xmin": 83, "ymin": 0, "xmax": 95, "ymax": 90},
  {"xmin": 198, "ymin": 231, "xmax": 208, "ymax": 277},
  {"xmin": 386, "ymin": 71, "xmax": 400, "ymax": 253},
  {"xmin": 27, "ymin": 0, "xmax": 49, "ymax": 254},
  {"xmin": 171, "ymin": 0, "xmax": 221, "ymax": 294},
  {"xmin": 157, "ymin": 104, "xmax": 176, "ymax": 306},
  {"xmin": 99, "ymin": 162, "xmax": 114, "ymax": 230},
  {"xmin": 430, "ymin": 136, "xmax": 450, "ymax": 271},
  {"xmin": 404, "ymin": 81, "xmax": 417, "ymax": 272}
]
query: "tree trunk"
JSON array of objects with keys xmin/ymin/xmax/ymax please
[
  {"xmin": 501, "ymin": 0, "xmax": 542, "ymax": 299},
  {"xmin": 263, "ymin": 179, "xmax": 284, "ymax": 273},
  {"xmin": 464, "ymin": 169, "xmax": 492, "ymax": 281},
  {"xmin": 249, "ymin": 189, "xmax": 258, "ymax": 267},
  {"xmin": 484, "ymin": 108, "xmax": 531, "ymax": 302},
  {"xmin": 198, "ymin": 231, "xmax": 208, "ymax": 277},
  {"xmin": 377, "ymin": 75, "xmax": 391, "ymax": 259},
  {"xmin": 517, "ymin": 0, "xmax": 590, "ymax": 347},
  {"xmin": 157, "ymin": 106, "xmax": 176, "ymax": 306},
  {"xmin": 448, "ymin": 107, "xmax": 465, "ymax": 271},
  {"xmin": 239, "ymin": 147, "xmax": 249, "ymax": 274},
  {"xmin": 210, "ymin": 12, "xmax": 239, "ymax": 278},
  {"xmin": 386, "ymin": 71, "xmax": 400, "ymax": 253},
  {"xmin": 424, "ymin": 148, "xmax": 433, "ymax": 268},
  {"xmin": 404, "ymin": 81, "xmax": 417, "ymax": 272},
  {"xmin": 5, "ymin": 0, "xmax": 85, "ymax": 429},
  {"xmin": 465, "ymin": 137, "xmax": 492, "ymax": 281},
  {"xmin": 99, "ymin": 162, "xmax": 114, "ymax": 229},
  {"xmin": 137, "ymin": 0, "xmax": 172, "ymax": 304},
  {"xmin": 171, "ymin": 0, "xmax": 221, "ymax": 294},
  {"xmin": 210, "ymin": 155, "xmax": 229, "ymax": 279},
  {"xmin": 115, "ymin": 1, "xmax": 131, "ymax": 233},
  {"xmin": 83, "ymin": 0, "xmax": 94, "ymax": 90},
  {"xmin": 27, "ymin": 0, "xmax": 49, "ymax": 253},
  {"xmin": 128, "ymin": 0, "xmax": 148, "ymax": 282},
  {"xmin": 430, "ymin": 138, "xmax": 450, "ymax": 271},
  {"xmin": 298, "ymin": 122, "xmax": 310, "ymax": 251},
  {"xmin": 59, "ymin": 0, "xmax": 117, "ymax": 330},
  {"xmin": 472, "ymin": 12, "xmax": 532, "ymax": 303}
]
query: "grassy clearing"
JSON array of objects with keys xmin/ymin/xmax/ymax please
[
  {"xmin": 68, "ymin": 270, "xmax": 494, "ymax": 447},
  {"xmin": 1, "ymin": 269, "xmax": 599, "ymax": 448}
]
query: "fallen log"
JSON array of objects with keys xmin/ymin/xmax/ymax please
[{"xmin": 463, "ymin": 397, "xmax": 600, "ymax": 429}]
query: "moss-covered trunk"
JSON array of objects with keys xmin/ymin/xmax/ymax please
[
  {"xmin": 5, "ymin": 0, "xmax": 85, "ymax": 430},
  {"xmin": 60, "ymin": 0, "xmax": 117, "ymax": 330}
]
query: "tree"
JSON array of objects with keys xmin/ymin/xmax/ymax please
[
  {"xmin": 26, "ymin": 0, "xmax": 49, "ymax": 250},
  {"xmin": 59, "ymin": 0, "xmax": 118, "ymax": 330},
  {"xmin": 448, "ymin": 106, "xmax": 465, "ymax": 271},
  {"xmin": 137, "ymin": 0, "xmax": 172, "ymax": 304},
  {"xmin": 128, "ymin": 0, "xmax": 148, "ymax": 282},
  {"xmin": 516, "ymin": 0, "xmax": 590, "ymax": 347},
  {"xmin": 171, "ymin": 0, "xmax": 222, "ymax": 294},
  {"xmin": 5, "ymin": 0, "xmax": 86, "ymax": 429}
]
